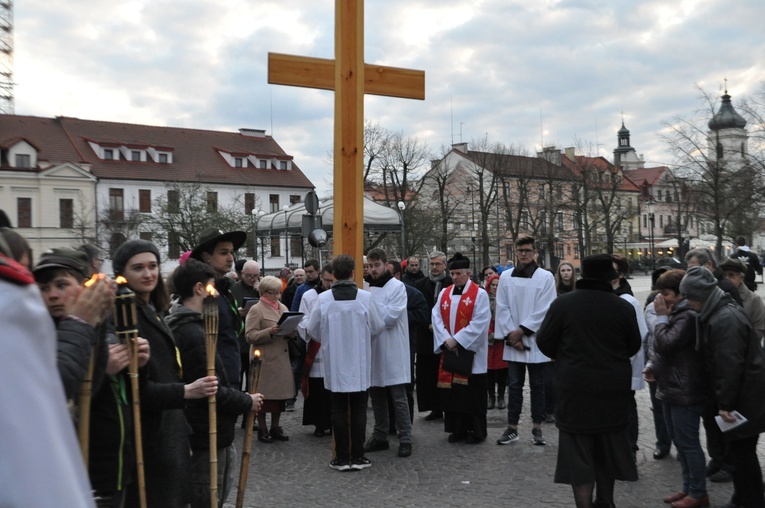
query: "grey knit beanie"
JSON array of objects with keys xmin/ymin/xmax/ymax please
[
  {"xmin": 679, "ymin": 266, "xmax": 718, "ymax": 301},
  {"xmin": 112, "ymin": 239, "xmax": 160, "ymax": 276}
]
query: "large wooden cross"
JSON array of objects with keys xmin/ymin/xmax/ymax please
[{"xmin": 268, "ymin": 0, "xmax": 425, "ymax": 283}]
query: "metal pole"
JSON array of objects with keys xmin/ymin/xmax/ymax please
[
  {"xmin": 649, "ymin": 212, "xmax": 655, "ymax": 271},
  {"xmin": 397, "ymin": 201, "xmax": 406, "ymax": 260},
  {"xmin": 283, "ymin": 206, "xmax": 290, "ymax": 267}
]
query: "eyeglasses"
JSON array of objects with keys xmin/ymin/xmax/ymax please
[
  {"xmin": 264, "ymin": 290, "xmax": 282, "ymax": 295},
  {"xmin": 516, "ymin": 248, "xmax": 534, "ymax": 254},
  {"xmin": 242, "ymin": 273, "xmax": 260, "ymax": 279}
]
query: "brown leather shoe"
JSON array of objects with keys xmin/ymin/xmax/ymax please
[
  {"xmin": 670, "ymin": 494, "xmax": 709, "ymax": 508},
  {"xmin": 663, "ymin": 492, "xmax": 687, "ymax": 503}
]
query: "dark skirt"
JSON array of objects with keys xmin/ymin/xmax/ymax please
[
  {"xmin": 440, "ymin": 373, "xmax": 488, "ymax": 438},
  {"xmin": 302, "ymin": 377, "xmax": 332, "ymax": 431},
  {"xmin": 554, "ymin": 428, "xmax": 638, "ymax": 485},
  {"xmin": 262, "ymin": 399, "xmax": 286, "ymax": 413}
]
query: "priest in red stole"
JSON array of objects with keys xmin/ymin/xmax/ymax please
[{"xmin": 432, "ymin": 253, "xmax": 491, "ymax": 443}]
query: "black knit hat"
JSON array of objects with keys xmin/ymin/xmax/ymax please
[
  {"xmin": 447, "ymin": 252, "xmax": 470, "ymax": 270},
  {"xmin": 581, "ymin": 254, "xmax": 619, "ymax": 282},
  {"xmin": 113, "ymin": 239, "xmax": 160, "ymax": 276},
  {"xmin": 190, "ymin": 228, "xmax": 247, "ymax": 261},
  {"xmin": 33, "ymin": 247, "xmax": 89, "ymax": 278}
]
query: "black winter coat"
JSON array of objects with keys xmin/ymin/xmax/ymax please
[
  {"xmin": 56, "ymin": 318, "xmax": 108, "ymax": 402},
  {"xmin": 129, "ymin": 301, "xmax": 190, "ymax": 508},
  {"xmin": 166, "ymin": 306, "xmax": 253, "ymax": 450},
  {"xmin": 414, "ymin": 275, "xmax": 452, "ymax": 355},
  {"xmin": 537, "ymin": 279, "xmax": 642, "ymax": 434},
  {"xmin": 698, "ymin": 290, "xmax": 765, "ymax": 441},
  {"xmin": 651, "ymin": 301, "xmax": 708, "ymax": 406}
]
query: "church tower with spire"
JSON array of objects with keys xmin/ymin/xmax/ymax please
[
  {"xmin": 707, "ymin": 86, "xmax": 748, "ymax": 163},
  {"xmin": 613, "ymin": 119, "xmax": 645, "ymax": 170}
]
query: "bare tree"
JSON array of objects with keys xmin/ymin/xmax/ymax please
[{"xmin": 662, "ymin": 85, "xmax": 763, "ymax": 254}]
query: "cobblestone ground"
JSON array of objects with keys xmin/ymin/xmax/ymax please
[{"xmin": 227, "ymin": 275, "xmax": 765, "ymax": 507}]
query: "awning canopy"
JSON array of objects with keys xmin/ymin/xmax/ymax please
[{"xmin": 253, "ymin": 196, "xmax": 402, "ymax": 234}]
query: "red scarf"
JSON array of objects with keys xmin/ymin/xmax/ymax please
[{"xmin": 437, "ymin": 281, "xmax": 479, "ymax": 388}]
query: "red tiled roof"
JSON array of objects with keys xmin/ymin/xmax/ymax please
[
  {"xmin": 561, "ymin": 155, "xmax": 640, "ymax": 192},
  {"xmin": 456, "ymin": 149, "xmax": 578, "ymax": 180},
  {"xmin": 624, "ymin": 166, "xmax": 668, "ymax": 187},
  {"xmin": 0, "ymin": 115, "xmax": 314, "ymax": 189}
]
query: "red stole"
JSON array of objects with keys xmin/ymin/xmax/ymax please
[
  {"xmin": 437, "ymin": 281, "xmax": 479, "ymax": 388},
  {"xmin": 300, "ymin": 339, "xmax": 321, "ymax": 398}
]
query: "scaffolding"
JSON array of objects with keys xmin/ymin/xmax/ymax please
[{"xmin": 0, "ymin": 1, "xmax": 13, "ymax": 114}]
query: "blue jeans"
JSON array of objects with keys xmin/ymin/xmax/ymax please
[
  {"xmin": 649, "ymin": 382, "xmax": 672, "ymax": 452},
  {"xmin": 506, "ymin": 362, "xmax": 545, "ymax": 425},
  {"xmin": 662, "ymin": 403, "xmax": 706, "ymax": 498},
  {"xmin": 369, "ymin": 384, "xmax": 412, "ymax": 444}
]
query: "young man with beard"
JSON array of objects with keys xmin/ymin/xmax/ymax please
[
  {"xmin": 363, "ymin": 248, "xmax": 413, "ymax": 458},
  {"xmin": 414, "ymin": 250, "xmax": 452, "ymax": 421},
  {"xmin": 402, "ymin": 255, "xmax": 425, "ymax": 286},
  {"xmin": 432, "ymin": 253, "xmax": 490, "ymax": 443},
  {"xmin": 190, "ymin": 228, "xmax": 248, "ymax": 390}
]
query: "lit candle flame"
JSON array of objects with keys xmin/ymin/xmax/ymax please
[
  {"xmin": 253, "ymin": 350, "xmax": 261, "ymax": 359},
  {"xmin": 205, "ymin": 283, "xmax": 219, "ymax": 297},
  {"xmin": 115, "ymin": 275, "xmax": 128, "ymax": 285},
  {"xmin": 83, "ymin": 273, "xmax": 105, "ymax": 287}
]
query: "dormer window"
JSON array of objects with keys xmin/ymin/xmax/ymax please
[
  {"xmin": 159, "ymin": 153, "xmax": 168, "ymax": 164},
  {"xmin": 235, "ymin": 157, "xmax": 244, "ymax": 168},
  {"xmin": 279, "ymin": 161, "xmax": 288, "ymax": 170},
  {"xmin": 260, "ymin": 160, "xmax": 268, "ymax": 169},
  {"xmin": 104, "ymin": 149, "xmax": 114, "ymax": 160},
  {"xmin": 131, "ymin": 150, "xmax": 141, "ymax": 161},
  {"xmin": 15, "ymin": 154, "xmax": 31, "ymax": 168}
]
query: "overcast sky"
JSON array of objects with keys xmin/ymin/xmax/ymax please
[{"xmin": 13, "ymin": 0, "xmax": 765, "ymax": 196}]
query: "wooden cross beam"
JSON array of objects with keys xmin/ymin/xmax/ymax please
[{"xmin": 268, "ymin": 0, "xmax": 425, "ymax": 283}]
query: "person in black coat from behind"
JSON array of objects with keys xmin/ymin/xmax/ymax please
[
  {"xmin": 537, "ymin": 254, "xmax": 641, "ymax": 508},
  {"xmin": 113, "ymin": 240, "xmax": 219, "ymax": 508}
]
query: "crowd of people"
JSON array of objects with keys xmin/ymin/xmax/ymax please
[{"xmin": 2, "ymin": 209, "xmax": 765, "ymax": 508}]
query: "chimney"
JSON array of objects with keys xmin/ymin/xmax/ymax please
[
  {"xmin": 452, "ymin": 142, "xmax": 468, "ymax": 153},
  {"xmin": 239, "ymin": 128, "xmax": 266, "ymax": 138},
  {"xmin": 564, "ymin": 147, "xmax": 576, "ymax": 162}
]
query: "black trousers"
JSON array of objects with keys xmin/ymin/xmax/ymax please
[
  {"xmin": 728, "ymin": 435, "xmax": 765, "ymax": 508},
  {"xmin": 330, "ymin": 391, "xmax": 368, "ymax": 461}
]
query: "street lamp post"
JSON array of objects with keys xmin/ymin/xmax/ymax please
[
  {"xmin": 648, "ymin": 201, "xmax": 656, "ymax": 271},
  {"xmin": 467, "ymin": 184, "xmax": 477, "ymax": 271},
  {"xmin": 283, "ymin": 205, "xmax": 290, "ymax": 267},
  {"xmin": 252, "ymin": 209, "xmax": 267, "ymax": 270},
  {"xmin": 397, "ymin": 201, "xmax": 406, "ymax": 260}
]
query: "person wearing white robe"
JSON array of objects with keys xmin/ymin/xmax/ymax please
[
  {"xmin": 494, "ymin": 236, "xmax": 556, "ymax": 446},
  {"xmin": 363, "ymin": 248, "xmax": 413, "ymax": 458},
  {"xmin": 432, "ymin": 257, "xmax": 491, "ymax": 443},
  {"xmin": 306, "ymin": 255, "xmax": 383, "ymax": 471}
]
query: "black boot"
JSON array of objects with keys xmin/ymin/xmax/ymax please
[{"xmin": 487, "ymin": 393, "xmax": 495, "ymax": 410}]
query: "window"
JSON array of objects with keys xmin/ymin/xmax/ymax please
[
  {"xmin": 109, "ymin": 233, "xmax": 126, "ymax": 258},
  {"xmin": 556, "ymin": 212, "xmax": 564, "ymax": 232},
  {"xmin": 520, "ymin": 211, "xmax": 529, "ymax": 229},
  {"xmin": 139, "ymin": 189, "xmax": 151, "ymax": 213},
  {"xmin": 168, "ymin": 232, "xmax": 180, "ymax": 259},
  {"xmin": 556, "ymin": 244, "xmax": 564, "ymax": 260},
  {"xmin": 290, "ymin": 236, "xmax": 303, "ymax": 257},
  {"xmin": 104, "ymin": 149, "xmax": 114, "ymax": 160},
  {"xmin": 538, "ymin": 184, "xmax": 545, "ymax": 200},
  {"xmin": 289, "ymin": 195, "xmax": 301, "ymax": 205},
  {"xmin": 567, "ymin": 245, "xmax": 572, "ymax": 256},
  {"xmin": 245, "ymin": 193, "xmax": 256, "ymax": 215},
  {"xmin": 235, "ymin": 158, "xmax": 243, "ymax": 168},
  {"xmin": 159, "ymin": 153, "xmax": 168, "ymax": 164},
  {"xmin": 270, "ymin": 235, "xmax": 281, "ymax": 256},
  {"xmin": 259, "ymin": 160, "xmax": 268, "ymax": 169},
  {"xmin": 279, "ymin": 161, "xmax": 288, "ymax": 170},
  {"xmin": 659, "ymin": 215, "xmax": 664, "ymax": 228},
  {"xmin": 17, "ymin": 197, "xmax": 31, "ymax": 228},
  {"xmin": 643, "ymin": 214, "xmax": 647, "ymax": 229},
  {"xmin": 207, "ymin": 192, "xmax": 218, "ymax": 213},
  {"xmin": 573, "ymin": 243, "xmax": 580, "ymax": 259},
  {"xmin": 60, "ymin": 199, "xmax": 74, "ymax": 229},
  {"xmin": 131, "ymin": 150, "xmax": 141, "ymax": 162},
  {"xmin": 109, "ymin": 188, "xmax": 124, "ymax": 221},
  {"xmin": 140, "ymin": 232, "xmax": 153, "ymax": 242},
  {"xmin": 15, "ymin": 154, "xmax": 31, "ymax": 168},
  {"xmin": 656, "ymin": 189, "xmax": 662, "ymax": 201},
  {"xmin": 167, "ymin": 190, "xmax": 180, "ymax": 214},
  {"xmin": 269, "ymin": 194, "xmax": 279, "ymax": 213}
]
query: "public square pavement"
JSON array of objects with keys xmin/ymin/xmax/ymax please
[{"xmin": 229, "ymin": 274, "xmax": 765, "ymax": 507}]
